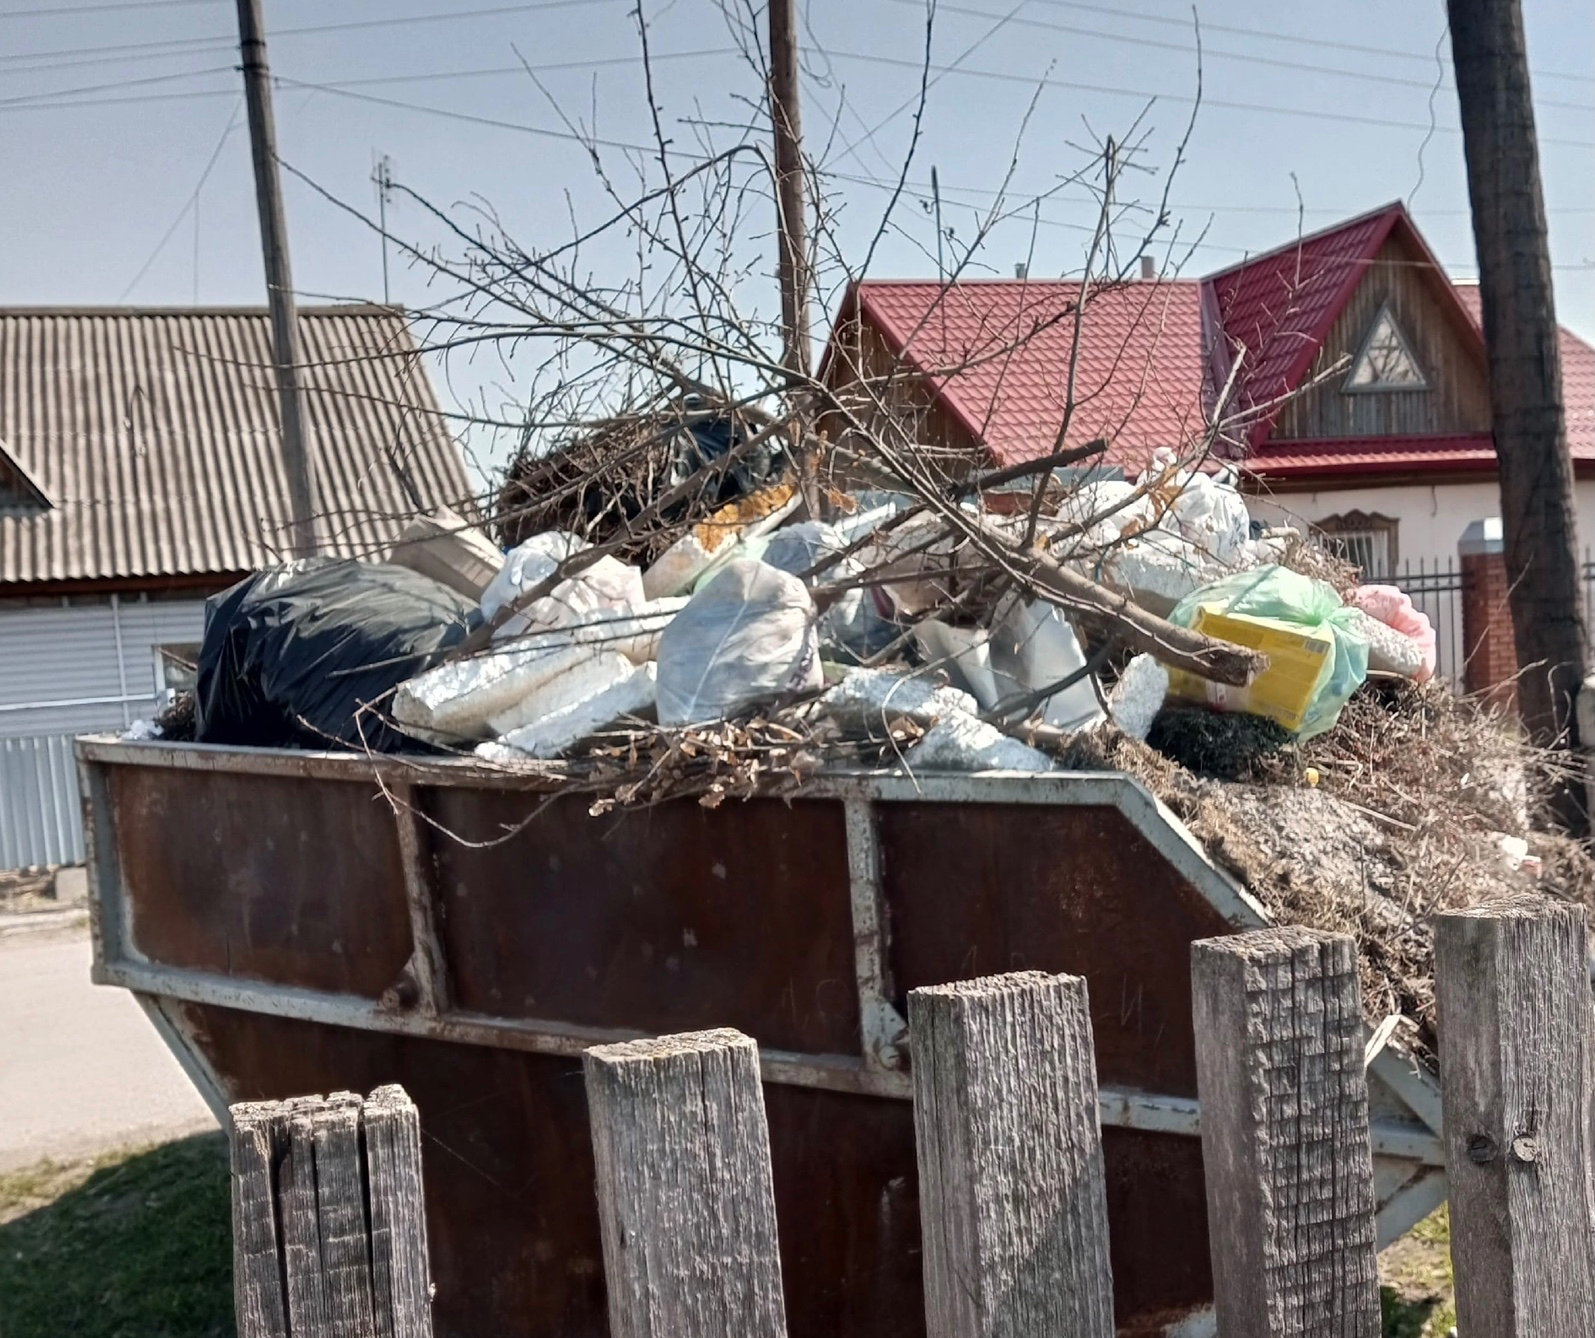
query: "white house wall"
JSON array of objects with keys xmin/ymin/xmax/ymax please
[
  {"xmin": 1247, "ymin": 479, "xmax": 1595, "ymax": 573},
  {"xmin": 0, "ymin": 595, "xmax": 208, "ymax": 739}
]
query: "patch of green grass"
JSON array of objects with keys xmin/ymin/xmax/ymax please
[
  {"xmin": 1381, "ymin": 1205, "xmax": 1457, "ymax": 1338},
  {"xmin": 0, "ymin": 1133, "xmax": 234, "ymax": 1338}
]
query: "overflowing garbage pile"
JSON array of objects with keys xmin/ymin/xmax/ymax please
[{"xmin": 148, "ymin": 428, "xmax": 1592, "ymax": 1058}]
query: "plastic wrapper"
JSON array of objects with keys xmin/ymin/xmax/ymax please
[
  {"xmin": 195, "ymin": 559, "xmax": 475, "ymax": 752},
  {"xmin": 1165, "ymin": 564, "xmax": 1369, "ymax": 739},
  {"xmin": 655, "ymin": 559, "xmax": 822, "ymax": 726}
]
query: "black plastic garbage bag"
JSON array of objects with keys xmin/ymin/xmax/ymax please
[{"xmin": 195, "ymin": 558, "xmax": 477, "ymax": 751}]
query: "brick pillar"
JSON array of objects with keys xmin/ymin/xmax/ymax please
[{"xmin": 1459, "ymin": 518, "xmax": 1518, "ymax": 709}]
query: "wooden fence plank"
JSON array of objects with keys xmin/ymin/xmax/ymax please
[
  {"xmin": 229, "ymin": 1101, "xmax": 291, "ymax": 1338},
  {"xmin": 583, "ymin": 1028, "xmax": 789, "ymax": 1338},
  {"xmin": 310, "ymin": 1095, "xmax": 377, "ymax": 1338},
  {"xmin": 228, "ymin": 1087, "xmax": 434, "ymax": 1338},
  {"xmin": 1434, "ymin": 895, "xmax": 1595, "ymax": 1335},
  {"xmin": 907, "ymin": 971, "xmax": 1115, "ymax": 1338},
  {"xmin": 365, "ymin": 1085, "xmax": 434, "ymax": 1338},
  {"xmin": 1191, "ymin": 927, "xmax": 1381, "ymax": 1338},
  {"xmin": 282, "ymin": 1098, "xmax": 337, "ymax": 1337}
]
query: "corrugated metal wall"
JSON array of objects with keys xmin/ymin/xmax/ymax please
[
  {"xmin": 0, "ymin": 594, "xmax": 208, "ymax": 868},
  {"xmin": 0, "ymin": 734, "xmax": 84, "ymax": 869}
]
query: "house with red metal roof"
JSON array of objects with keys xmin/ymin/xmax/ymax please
[{"xmin": 821, "ymin": 201, "xmax": 1595, "ymax": 582}]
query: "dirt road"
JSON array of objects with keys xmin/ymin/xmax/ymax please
[{"xmin": 0, "ymin": 921, "xmax": 216, "ymax": 1171}]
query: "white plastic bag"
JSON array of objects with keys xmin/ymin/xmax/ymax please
[
  {"xmin": 988, "ymin": 596, "xmax": 1105, "ymax": 733},
  {"xmin": 655, "ymin": 560, "xmax": 823, "ymax": 726},
  {"xmin": 482, "ymin": 531, "xmax": 644, "ymax": 642},
  {"xmin": 914, "ymin": 620, "xmax": 1000, "ymax": 712}
]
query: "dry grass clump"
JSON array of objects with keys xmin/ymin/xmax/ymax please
[{"xmin": 1059, "ymin": 682, "xmax": 1595, "ymax": 1063}]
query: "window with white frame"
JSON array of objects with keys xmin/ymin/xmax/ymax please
[
  {"xmin": 1312, "ymin": 512, "xmax": 1398, "ymax": 579},
  {"xmin": 1343, "ymin": 304, "xmax": 1427, "ymax": 392}
]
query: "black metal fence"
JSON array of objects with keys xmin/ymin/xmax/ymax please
[{"xmin": 1389, "ymin": 554, "xmax": 1595, "ymax": 691}]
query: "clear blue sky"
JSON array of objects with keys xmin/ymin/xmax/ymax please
[{"xmin": 1, "ymin": 0, "xmax": 1589, "ymax": 480}]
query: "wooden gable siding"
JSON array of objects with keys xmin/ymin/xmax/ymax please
[
  {"xmin": 819, "ymin": 310, "xmax": 985, "ymax": 488},
  {"xmin": 1272, "ymin": 233, "xmax": 1490, "ymax": 440}
]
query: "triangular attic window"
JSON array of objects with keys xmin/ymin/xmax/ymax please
[{"xmin": 1344, "ymin": 304, "xmax": 1427, "ymax": 392}]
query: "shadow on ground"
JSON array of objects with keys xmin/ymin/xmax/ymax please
[{"xmin": 0, "ymin": 1132, "xmax": 234, "ymax": 1338}]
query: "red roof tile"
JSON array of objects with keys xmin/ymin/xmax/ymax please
[
  {"xmin": 850, "ymin": 278, "xmax": 1209, "ymax": 472},
  {"xmin": 1244, "ymin": 434, "xmax": 1499, "ymax": 480},
  {"xmin": 1204, "ymin": 203, "xmax": 1404, "ymax": 443}
]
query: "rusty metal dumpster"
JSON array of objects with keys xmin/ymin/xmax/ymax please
[{"xmin": 78, "ymin": 735, "xmax": 1446, "ymax": 1338}]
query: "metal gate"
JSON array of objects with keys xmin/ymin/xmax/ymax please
[{"xmin": 0, "ymin": 733, "xmax": 84, "ymax": 869}]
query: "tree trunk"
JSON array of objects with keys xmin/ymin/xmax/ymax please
[{"xmin": 1448, "ymin": 0, "xmax": 1587, "ymax": 830}]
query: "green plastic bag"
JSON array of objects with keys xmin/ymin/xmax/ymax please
[{"xmin": 1167, "ymin": 564, "xmax": 1369, "ymax": 740}]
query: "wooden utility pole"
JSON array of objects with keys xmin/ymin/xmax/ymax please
[
  {"xmin": 1448, "ymin": 0, "xmax": 1586, "ymax": 825},
  {"xmin": 236, "ymin": 0, "xmax": 317, "ymax": 557},
  {"xmin": 768, "ymin": 0, "xmax": 811, "ymax": 383},
  {"xmin": 767, "ymin": 0, "xmax": 820, "ymax": 517}
]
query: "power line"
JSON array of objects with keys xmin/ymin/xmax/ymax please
[
  {"xmin": 820, "ymin": 48, "xmax": 1595, "ymax": 148},
  {"xmin": 0, "ymin": 62, "xmax": 233, "ymax": 108},
  {"xmin": 116, "ymin": 96, "xmax": 240, "ymax": 302},
  {"xmin": 0, "ymin": 0, "xmax": 623, "ymax": 70},
  {"xmin": 1023, "ymin": 0, "xmax": 1595, "ymax": 88},
  {"xmin": 0, "ymin": 0, "xmax": 220, "ymax": 19},
  {"xmin": 904, "ymin": 0, "xmax": 1594, "ymax": 113}
]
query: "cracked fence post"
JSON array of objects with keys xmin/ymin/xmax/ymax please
[
  {"xmin": 1435, "ymin": 895, "xmax": 1595, "ymax": 1336},
  {"xmin": 1191, "ymin": 927, "xmax": 1381, "ymax": 1338},
  {"xmin": 907, "ymin": 971, "xmax": 1115, "ymax": 1338},
  {"xmin": 227, "ymin": 1086, "xmax": 433, "ymax": 1338},
  {"xmin": 582, "ymin": 1029, "xmax": 789, "ymax": 1338}
]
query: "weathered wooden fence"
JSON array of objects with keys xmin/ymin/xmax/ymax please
[{"xmin": 229, "ymin": 895, "xmax": 1595, "ymax": 1337}]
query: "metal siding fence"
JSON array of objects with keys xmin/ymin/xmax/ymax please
[{"xmin": 0, "ymin": 734, "xmax": 85, "ymax": 869}]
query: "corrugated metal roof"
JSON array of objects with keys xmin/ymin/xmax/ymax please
[
  {"xmin": 851, "ymin": 278, "xmax": 1210, "ymax": 471},
  {"xmin": 0, "ymin": 306, "xmax": 473, "ymax": 588}
]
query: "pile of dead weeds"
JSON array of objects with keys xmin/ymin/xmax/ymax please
[{"xmin": 1057, "ymin": 679, "xmax": 1595, "ymax": 1066}]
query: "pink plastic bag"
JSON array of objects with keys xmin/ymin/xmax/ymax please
[{"xmin": 1346, "ymin": 585, "xmax": 1437, "ymax": 683}]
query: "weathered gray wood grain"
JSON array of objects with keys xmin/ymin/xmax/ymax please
[
  {"xmin": 907, "ymin": 971, "xmax": 1115, "ymax": 1338},
  {"xmin": 310, "ymin": 1094, "xmax": 376, "ymax": 1338},
  {"xmin": 281, "ymin": 1097, "xmax": 336, "ymax": 1337},
  {"xmin": 229, "ymin": 1100, "xmax": 292, "ymax": 1338},
  {"xmin": 1435, "ymin": 895, "xmax": 1595, "ymax": 1336},
  {"xmin": 364, "ymin": 1085, "xmax": 434, "ymax": 1338},
  {"xmin": 583, "ymin": 1028, "xmax": 789, "ymax": 1338},
  {"xmin": 1191, "ymin": 927, "xmax": 1380, "ymax": 1338}
]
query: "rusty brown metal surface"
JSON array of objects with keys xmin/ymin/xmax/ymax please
[
  {"xmin": 108, "ymin": 766, "xmax": 413, "ymax": 997},
  {"xmin": 97, "ymin": 753, "xmax": 1238, "ymax": 1334},
  {"xmin": 425, "ymin": 789, "xmax": 861, "ymax": 1055},
  {"xmin": 177, "ymin": 1003, "xmax": 1211, "ymax": 1338},
  {"xmin": 880, "ymin": 802, "xmax": 1235, "ymax": 1097}
]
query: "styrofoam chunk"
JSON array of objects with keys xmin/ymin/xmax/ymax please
[
  {"xmin": 903, "ymin": 711, "xmax": 1054, "ymax": 773},
  {"xmin": 479, "ymin": 663, "xmax": 658, "ymax": 762},
  {"xmin": 820, "ymin": 668, "xmax": 978, "ymax": 736},
  {"xmin": 1108, "ymin": 654, "xmax": 1168, "ymax": 742},
  {"xmin": 486, "ymin": 651, "xmax": 637, "ymax": 736}
]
